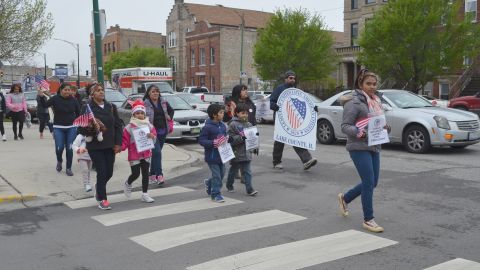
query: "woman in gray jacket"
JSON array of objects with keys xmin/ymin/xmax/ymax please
[{"xmin": 337, "ymin": 69, "xmax": 390, "ymax": 233}]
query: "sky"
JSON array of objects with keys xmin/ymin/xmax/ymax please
[{"xmin": 33, "ymin": 0, "xmax": 344, "ymax": 75}]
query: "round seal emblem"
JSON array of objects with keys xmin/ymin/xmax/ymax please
[{"xmin": 277, "ymin": 88, "xmax": 316, "ymax": 137}]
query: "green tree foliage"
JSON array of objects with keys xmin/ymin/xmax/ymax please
[
  {"xmin": 358, "ymin": 0, "xmax": 480, "ymax": 93},
  {"xmin": 0, "ymin": 0, "xmax": 54, "ymax": 60},
  {"xmin": 254, "ymin": 8, "xmax": 337, "ymax": 83},
  {"xmin": 104, "ymin": 46, "xmax": 169, "ymax": 79}
]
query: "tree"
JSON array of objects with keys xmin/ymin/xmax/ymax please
[
  {"xmin": 254, "ymin": 8, "xmax": 337, "ymax": 84},
  {"xmin": 0, "ymin": 0, "xmax": 54, "ymax": 60},
  {"xmin": 358, "ymin": 0, "xmax": 480, "ymax": 93},
  {"xmin": 104, "ymin": 46, "xmax": 169, "ymax": 79}
]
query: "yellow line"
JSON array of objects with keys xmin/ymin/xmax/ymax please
[{"xmin": 0, "ymin": 194, "xmax": 36, "ymax": 203}]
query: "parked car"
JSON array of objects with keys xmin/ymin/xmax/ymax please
[
  {"xmin": 104, "ymin": 89, "xmax": 127, "ymax": 107},
  {"xmin": 421, "ymin": 95, "xmax": 448, "ymax": 108},
  {"xmin": 24, "ymin": 91, "xmax": 39, "ymax": 123},
  {"xmin": 255, "ymin": 92, "xmax": 323, "ymax": 124},
  {"xmin": 176, "ymin": 93, "xmax": 209, "ymax": 112},
  {"xmin": 117, "ymin": 94, "xmax": 208, "ymax": 139},
  {"xmin": 317, "ymin": 90, "xmax": 480, "ymax": 153},
  {"xmin": 448, "ymin": 92, "xmax": 480, "ymax": 115},
  {"xmin": 181, "ymin": 86, "xmax": 209, "ymax": 95}
]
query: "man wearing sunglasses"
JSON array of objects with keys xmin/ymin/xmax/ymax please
[{"xmin": 269, "ymin": 70, "xmax": 317, "ymax": 171}]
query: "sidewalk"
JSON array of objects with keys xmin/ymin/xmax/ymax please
[{"xmin": 0, "ymin": 122, "xmax": 199, "ymax": 211}]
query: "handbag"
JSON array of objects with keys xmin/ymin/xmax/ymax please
[{"xmin": 161, "ymin": 99, "xmax": 174, "ymax": 134}]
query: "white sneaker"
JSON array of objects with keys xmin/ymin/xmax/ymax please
[
  {"xmin": 273, "ymin": 163, "xmax": 283, "ymax": 169},
  {"xmin": 141, "ymin": 193, "xmax": 154, "ymax": 203},
  {"xmin": 123, "ymin": 181, "xmax": 132, "ymax": 198},
  {"xmin": 2, "ymin": 134, "xmax": 6, "ymax": 141},
  {"xmin": 84, "ymin": 184, "xmax": 92, "ymax": 192}
]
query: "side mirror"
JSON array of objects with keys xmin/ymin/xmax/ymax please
[
  {"xmin": 382, "ymin": 104, "xmax": 392, "ymax": 111},
  {"xmin": 192, "ymin": 105, "xmax": 197, "ymax": 110}
]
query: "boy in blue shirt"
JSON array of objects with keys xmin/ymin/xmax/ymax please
[{"xmin": 198, "ymin": 104, "xmax": 228, "ymax": 203}]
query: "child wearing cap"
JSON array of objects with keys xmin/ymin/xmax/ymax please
[{"xmin": 121, "ymin": 99, "xmax": 157, "ymax": 203}]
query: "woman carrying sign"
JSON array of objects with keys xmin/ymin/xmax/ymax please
[{"xmin": 337, "ymin": 69, "xmax": 391, "ymax": 233}]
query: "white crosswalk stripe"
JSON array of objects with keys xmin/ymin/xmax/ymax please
[
  {"xmin": 91, "ymin": 197, "xmax": 243, "ymax": 226},
  {"xmin": 129, "ymin": 209, "xmax": 306, "ymax": 252},
  {"xmin": 64, "ymin": 186, "xmax": 193, "ymax": 209},
  {"xmin": 424, "ymin": 258, "xmax": 480, "ymax": 270},
  {"xmin": 186, "ymin": 229, "xmax": 397, "ymax": 270}
]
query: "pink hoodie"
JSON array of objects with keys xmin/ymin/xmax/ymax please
[
  {"xmin": 121, "ymin": 123, "xmax": 157, "ymax": 162},
  {"xmin": 6, "ymin": 93, "xmax": 27, "ymax": 112}
]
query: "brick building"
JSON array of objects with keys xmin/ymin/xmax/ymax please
[
  {"xmin": 89, "ymin": 25, "xmax": 166, "ymax": 80},
  {"xmin": 336, "ymin": 0, "xmax": 480, "ymax": 99}
]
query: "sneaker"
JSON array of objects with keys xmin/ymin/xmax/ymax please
[
  {"xmin": 303, "ymin": 158, "xmax": 317, "ymax": 170},
  {"xmin": 18, "ymin": 134, "xmax": 24, "ymax": 140},
  {"xmin": 363, "ymin": 219, "xmax": 384, "ymax": 233},
  {"xmin": 273, "ymin": 163, "xmax": 283, "ymax": 169},
  {"xmin": 227, "ymin": 188, "xmax": 235, "ymax": 193},
  {"xmin": 204, "ymin": 179, "xmax": 211, "ymax": 196},
  {"xmin": 123, "ymin": 181, "xmax": 132, "ymax": 198},
  {"xmin": 157, "ymin": 175, "xmax": 165, "ymax": 185},
  {"xmin": 141, "ymin": 193, "xmax": 155, "ymax": 203},
  {"xmin": 56, "ymin": 162, "xmax": 62, "ymax": 172},
  {"xmin": 98, "ymin": 200, "xmax": 111, "ymax": 210},
  {"xmin": 338, "ymin": 193, "xmax": 349, "ymax": 217},
  {"xmin": 84, "ymin": 184, "xmax": 92, "ymax": 192},
  {"xmin": 247, "ymin": 190, "xmax": 258, "ymax": 196},
  {"xmin": 66, "ymin": 169, "xmax": 74, "ymax": 176},
  {"xmin": 2, "ymin": 134, "xmax": 6, "ymax": 141},
  {"xmin": 149, "ymin": 175, "xmax": 157, "ymax": 185},
  {"xmin": 212, "ymin": 194, "xmax": 225, "ymax": 203}
]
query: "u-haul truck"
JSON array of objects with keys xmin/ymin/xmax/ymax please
[{"xmin": 110, "ymin": 67, "xmax": 174, "ymax": 96}]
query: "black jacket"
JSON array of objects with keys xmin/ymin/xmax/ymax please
[
  {"xmin": 0, "ymin": 92, "xmax": 6, "ymax": 113},
  {"xmin": 78, "ymin": 101, "xmax": 122, "ymax": 151},
  {"xmin": 224, "ymin": 98, "xmax": 257, "ymax": 125},
  {"xmin": 270, "ymin": 83, "xmax": 292, "ymax": 111},
  {"xmin": 39, "ymin": 94, "xmax": 80, "ymax": 126}
]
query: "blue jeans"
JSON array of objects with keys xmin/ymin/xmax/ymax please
[
  {"xmin": 53, "ymin": 127, "xmax": 77, "ymax": 169},
  {"xmin": 207, "ymin": 163, "xmax": 225, "ymax": 198},
  {"xmin": 150, "ymin": 134, "xmax": 166, "ymax": 177},
  {"xmin": 227, "ymin": 161, "xmax": 254, "ymax": 193},
  {"xmin": 343, "ymin": 150, "xmax": 380, "ymax": 221}
]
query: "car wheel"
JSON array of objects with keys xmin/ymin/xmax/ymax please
[
  {"xmin": 317, "ymin": 119, "xmax": 335, "ymax": 144},
  {"xmin": 455, "ymin": 106, "xmax": 468, "ymax": 111},
  {"xmin": 450, "ymin": 145, "xmax": 468, "ymax": 149},
  {"xmin": 403, "ymin": 125, "xmax": 431, "ymax": 154}
]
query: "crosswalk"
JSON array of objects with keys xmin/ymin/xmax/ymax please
[{"xmin": 64, "ymin": 186, "xmax": 480, "ymax": 269}]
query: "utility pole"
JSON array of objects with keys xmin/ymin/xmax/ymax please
[
  {"xmin": 93, "ymin": 0, "xmax": 104, "ymax": 84},
  {"xmin": 43, "ymin": 53, "xmax": 47, "ymax": 80}
]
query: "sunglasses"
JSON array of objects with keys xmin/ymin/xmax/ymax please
[{"xmin": 288, "ymin": 76, "xmax": 296, "ymax": 80}]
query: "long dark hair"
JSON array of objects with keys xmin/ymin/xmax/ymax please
[
  {"xmin": 57, "ymin": 83, "xmax": 72, "ymax": 95},
  {"xmin": 230, "ymin": 84, "xmax": 250, "ymax": 103},
  {"xmin": 143, "ymin": 85, "xmax": 161, "ymax": 102},
  {"xmin": 9, "ymin": 83, "xmax": 22, "ymax": 93}
]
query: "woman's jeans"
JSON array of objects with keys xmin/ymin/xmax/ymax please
[
  {"xmin": 53, "ymin": 127, "xmax": 77, "ymax": 169},
  {"xmin": 0, "ymin": 112, "xmax": 4, "ymax": 135},
  {"xmin": 89, "ymin": 149, "xmax": 115, "ymax": 201},
  {"xmin": 343, "ymin": 150, "xmax": 380, "ymax": 221},
  {"xmin": 150, "ymin": 134, "xmax": 166, "ymax": 177},
  {"xmin": 227, "ymin": 161, "xmax": 254, "ymax": 193}
]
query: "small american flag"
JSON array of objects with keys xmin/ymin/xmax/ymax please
[
  {"xmin": 73, "ymin": 104, "xmax": 94, "ymax": 127},
  {"xmin": 355, "ymin": 117, "xmax": 370, "ymax": 138},
  {"xmin": 286, "ymin": 98, "xmax": 306, "ymax": 129},
  {"xmin": 34, "ymin": 75, "xmax": 50, "ymax": 90}
]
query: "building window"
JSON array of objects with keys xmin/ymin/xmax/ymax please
[
  {"xmin": 352, "ymin": 0, "xmax": 358, "ymax": 9},
  {"xmin": 210, "ymin": 47, "xmax": 215, "ymax": 64},
  {"xmin": 200, "ymin": 75, "xmax": 206, "ymax": 87},
  {"xmin": 191, "ymin": 49, "xmax": 195, "ymax": 67},
  {"xmin": 191, "ymin": 77, "xmax": 195, "ymax": 86},
  {"xmin": 104, "ymin": 44, "xmax": 107, "ymax": 54},
  {"xmin": 168, "ymin": 31, "xmax": 177, "ymax": 48},
  {"xmin": 170, "ymin": 56, "xmax": 177, "ymax": 72},
  {"xmin": 200, "ymin": 48, "xmax": 206, "ymax": 66},
  {"xmin": 107, "ymin": 43, "xmax": 111, "ymax": 53},
  {"xmin": 210, "ymin": 76, "xmax": 215, "ymax": 91},
  {"xmin": 112, "ymin": 42, "xmax": 116, "ymax": 52},
  {"xmin": 465, "ymin": 0, "xmax": 477, "ymax": 22},
  {"xmin": 366, "ymin": 0, "xmax": 376, "ymax": 3},
  {"xmin": 351, "ymin": 23, "xmax": 359, "ymax": 46},
  {"xmin": 440, "ymin": 83, "xmax": 450, "ymax": 100}
]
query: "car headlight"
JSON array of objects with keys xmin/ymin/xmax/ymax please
[
  {"xmin": 173, "ymin": 121, "xmax": 180, "ymax": 126},
  {"xmin": 27, "ymin": 104, "xmax": 36, "ymax": 109},
  {"xmin": 434, "ymin": 116, "xmax": 450, "ymax": 130}
]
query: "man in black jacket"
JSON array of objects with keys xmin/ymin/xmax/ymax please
[{"xmin": 269, "ymin": 70, "xmax": 317, "ymax": 171}]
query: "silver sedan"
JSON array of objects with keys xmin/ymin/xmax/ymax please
[{"xmin": 317, "ymin": 90, "xmax": 480, "ymax": 153}]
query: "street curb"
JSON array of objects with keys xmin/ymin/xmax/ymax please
[
  {"xmin": 0, "ymin": 194, "xmax": 37, "ymax": 204},
  {"xmin": 164, "ymin": 143, "xmax": 200, "ymax": 171}
]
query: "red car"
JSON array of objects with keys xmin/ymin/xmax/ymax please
[{"xmin": 448, "ymin": 92, "xmax": 480, "ymax": 115}]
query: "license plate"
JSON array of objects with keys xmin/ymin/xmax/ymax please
[
  {"xmin": 469, "ymin": 130, "xmax": 480, "ymax": 140},
  {"xmin": 191, "ymin": 127, "xmax": 201, "ymax": 134}
]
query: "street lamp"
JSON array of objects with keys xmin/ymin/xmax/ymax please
[{"xmin": 53, "ymin": 38, "xmax": 80, "ymax": 88}]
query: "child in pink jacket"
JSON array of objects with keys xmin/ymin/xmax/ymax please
[{"xmin": 121, "ymin": 100, "xmax": 157, "ymax": 203}]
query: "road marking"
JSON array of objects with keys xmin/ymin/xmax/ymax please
[
  {"xmin": 186, "ymin": 229, "xmax": 397, "ymax": 270},
  {"xmin": 64, "ymin": 186, "xmax": 193, "ymax": 209},
  {"xmin": 91, "ymin": 197, "xmax": 243, "ymax": 226},
  {"xmin": 424, "ymin": 258, "xmax": 480, "ymax": 270},
  {"xmin": 130, "ymin": 210, "xmax": 306, "ymax": 252}
]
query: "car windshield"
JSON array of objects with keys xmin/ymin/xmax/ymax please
[
  {"xmin": 190, "ymin": 88, "xmax": 208, "ymax": 94},
  {"xmin": 162, "ymin": 95, "xmax": 194, "ymax": 110},
  {"xmin": 178, "ymin": 94, "xmax": 203, "ymax": 103},
  {"xmin": 383, "ymin": 91, "xmax": 433, "ymax": 108},
  {"xmin": 105, "ymin": 90, "xmax": 126, "ymax": 102},
  {"xmin": 24, "ymin": 91, "xmax": 38, "ymax": 100}
]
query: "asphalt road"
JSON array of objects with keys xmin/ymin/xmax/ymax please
[{"xmin": 0, "ymin": 123, "xmax": 479, "ymax": 270}]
